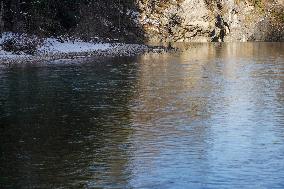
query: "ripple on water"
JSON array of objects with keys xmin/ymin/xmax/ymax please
[{"xmin": 0, "ymin": 43, "xmax": 284, "ymax": 188}]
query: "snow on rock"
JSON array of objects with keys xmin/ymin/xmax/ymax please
[
  {"xmin": 0, "ymin": 32, "xmax": 32, "ymax": 59},
  {"xmin": 0, "ymin": 32, "xmax": 15, "ymax": 44},
  {"xmin": 0, "ymin": 32, "xmax": 112, "ymax": 58},
  {"xmin": 0, "ymin": 32, "xmax": 151, "ymax": 65},
  {"xmin": 0, "ymin": 50, "xmax": 31, "ymax": 58},
  {"xmin": 38, "ymin": 38, "xmax": 111, "ymax": 54}
]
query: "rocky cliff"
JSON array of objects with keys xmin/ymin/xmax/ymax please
[
  {"xmin": 137, "ymin": 0, "xmax": 284, "ymax": 42},
  {"xmin": 0, "ymin": 0, "xmax": 283, "ymax": 42}
]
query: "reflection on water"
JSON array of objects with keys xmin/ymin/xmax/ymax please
[{"xmin": 0, "ymin": 43, "xmax": 284, "ymax": 188}]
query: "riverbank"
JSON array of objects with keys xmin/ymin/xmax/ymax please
[{"xmin": 0, "ymin": 33, "xmax": 158, "ymax": 67}]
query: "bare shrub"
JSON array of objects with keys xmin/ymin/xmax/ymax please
[{"xmin": 1, "ymin": 34, "xmax": 43, "ymax": 55}]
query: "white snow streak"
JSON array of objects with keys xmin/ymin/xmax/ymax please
[{"xmin": 0, "ymin": 32, "xmax": 112, "ymax": 58}]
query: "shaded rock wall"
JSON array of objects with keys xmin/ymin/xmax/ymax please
[{"xmin": 0, "ymin": 0, "xmax": 145, "ymax": 43}]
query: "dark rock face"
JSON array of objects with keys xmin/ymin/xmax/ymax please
[
  {"xmin": 73, "ymin": 1, "xmax": 144, "ymax": 43},
  {"xmin": 0, "ymin": 0, "xmax": 144, "ymax": 43},
  {"xmin": 0, "ymin": 1, "xmax": 4, "ymax": 34},
  {"xmin": 211, "ymin": 15, "xmax": 230, "ymax": 42}
]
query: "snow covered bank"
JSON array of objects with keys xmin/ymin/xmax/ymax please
[
  {"xmin": 38, "ymin": 38, "xmax": 111, "ymax": 54},
  {"xmin": 0, "ymin": 32, "xmax": 151, "ymax": 66}
]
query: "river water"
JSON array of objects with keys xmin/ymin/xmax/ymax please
[{"xmin": 0, "ymin": 43, "xmax": 284, "ymax": 188}]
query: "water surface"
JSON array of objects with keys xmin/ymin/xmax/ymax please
[{"xmin": 0, "ymin": 43, "xmax": 284, "ymax": 188}]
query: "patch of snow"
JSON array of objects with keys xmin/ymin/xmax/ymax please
[
  {"xmin": 0, "ymin": 32, "xmax": 112, "ymax": 58},
  {"xmin": 0, "ymin": 32, "xmax": 15, "ymax": 44},
  {"xmin": 0, "ymin": 49, "xmax": 31, "ymax": 59},
  {"xmin": 38, "ymin": 38, "xmax": 111, "ymax": 54},
  {"xmin": 0, "ymin": 32, "xmax": 150, "ymax": 64},
  {"xmin": 0, "ymin": 32, "xmax": 32, "ymax": 59}
]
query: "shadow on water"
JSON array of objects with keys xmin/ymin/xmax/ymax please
[
  {"xmin": 0, "ymin": 43, "xmax": 284, "ymax": 188},
  {"xmin": 0, "ymin": 57, "xmax": 139, "ymax": 188}
]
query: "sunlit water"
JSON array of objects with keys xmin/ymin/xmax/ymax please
[{"xmin": 0, "ymin": 43, "xmax": 284, "ymax": 189}]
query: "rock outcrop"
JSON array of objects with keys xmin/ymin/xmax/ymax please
[{"xmin": 137, "ymin": 0, "xmax": 284, "ymax": 42}]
